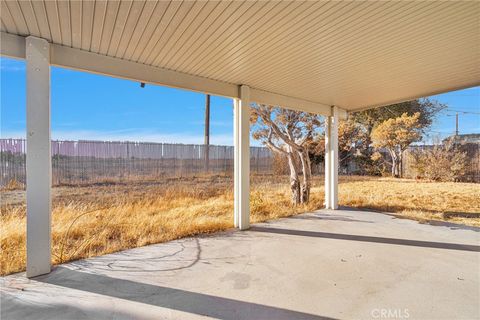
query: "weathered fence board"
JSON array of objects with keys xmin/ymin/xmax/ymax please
[{"xmin": 0, "ymin": 139, "xmax": 272, "ymax": 186}]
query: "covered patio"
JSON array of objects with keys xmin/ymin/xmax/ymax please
[
  {"xmin": 1, "ymin": 2, "xmax": 479, "ymax": 316},
  {"xmin": 2, "ymin": 208, "xmax": 479, "ymax": 319}
]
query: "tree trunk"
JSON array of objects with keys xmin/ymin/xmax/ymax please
[
  {"xmin": 298, "ymin": 150, "xmax": 312, "ymax": 204},
  {"xmin": 387, "ymin": 148, "xmax": 401, "ymax": 178},
  {"xmin": 391, "ymin": 156, "xmax": 400, "ymax": 177},
  {"xmin": 399, "ymin": 151, "xmax": 404, "ymax": 178},
  {"xmin": 287, "ymin": 150, "xmax": 301, "ymax": 205},
  {"xmin": 291, "ymin": 178, "xmax": 301, "ymax": 205}
]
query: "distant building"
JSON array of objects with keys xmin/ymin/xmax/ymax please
[{"xmin": 443, "ymin": 133, "xmax": 480, "ymax": 144}]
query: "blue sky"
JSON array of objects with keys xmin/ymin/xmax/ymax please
[
  {"xmin": 428, "ymin": 87, "xmax": 480, "ymax": 139},
  {"xmin": 1, "ymin": 56, "xmax": 479, "ymax": 146},
  {"xmin": 1, "ymin": 57, "xmax": 234, "ymax": 145}
]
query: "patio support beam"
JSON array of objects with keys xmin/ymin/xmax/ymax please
[
  {"xmin": 25, "ymin": 36, "xmax": 52, "ymax": 278},
  {"xmin": 249, "ymin": 88, "xmax": 331, "ymax": 115},
  {"xmin": 325, "ymin": 106, "xmax": 339, "ymax": 210},
  {"xmin": 234, "ymin": 85, "xmax": 250, "ymax": 230}
]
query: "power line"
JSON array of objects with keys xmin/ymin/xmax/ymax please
[
  {"xmin": 429, "ymin": 130, "xmax": 454, "ymax": 134},
  {"xmin": 442, "ymin": 108, "xmax": 480, "ymax": 115}
]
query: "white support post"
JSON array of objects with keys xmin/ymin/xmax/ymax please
[
  {"xmin": 234, "ymin": 85, "xmax": 250, "ymax": 230},
  {"xmin": 233, "ymin": 98, "xmax": 240, "ymax": 228},
  {"xmin": 324, "ymin": 115, "xmax": 331, "ymax": 209},
  {"xmin": 324, "ymin": 106, "xmax": 339, "ymax": 210},
  {"xmin": 26, "ymin": 36, "xmax": 51, "ymax": 278},
  {"xmin": 330, "ymin": 106, "xmax": 339, "ymax": 209}
]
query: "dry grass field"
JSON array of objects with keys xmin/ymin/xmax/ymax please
[{"xmin": 1, "ymin": 175, "xmax": 479, "ymax": 275}]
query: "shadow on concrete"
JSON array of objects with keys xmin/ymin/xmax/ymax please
[
  {"xmin": 249, "ymin": 226, "xmax": 480, "ymax": 252},
  {"xmin": 341, "ymin": 206, "xmax": 480, "ymax": 232},
  {"xmin": 1, "ymin": 297, "xmax": 156, "ymax": 320},
  {"xmin": 289, "ymin": 213, "xmax": 373, "ymax": 223},
  {"xmin": 324, "ymin": 206, "xmax": 480, "ymax": 233},
  {"xmin": 36, "ymin": 267, "xmax": 335, "ymax": 320}
]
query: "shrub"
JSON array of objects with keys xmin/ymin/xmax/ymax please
[{"xmin": 410, "ymin": 139, "xmax": 467, "ymax": 182}]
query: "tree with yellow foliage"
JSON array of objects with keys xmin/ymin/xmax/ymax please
[{"xmin": 371, "ymin": 112, "xmax": 422, "ymax": 177}]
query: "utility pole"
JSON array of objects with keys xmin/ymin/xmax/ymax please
[
  {"xmin": 204, "ymin": 94, "xmax": 210, "ymax": 172},
  {"xmin": 455, "ymin": 112, "xmax": 459, "ymax": 136}
]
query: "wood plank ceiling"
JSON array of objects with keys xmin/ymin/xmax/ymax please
[{"xmin": 1, "ymin": 0, "xmax": 479, "ymax": 111}]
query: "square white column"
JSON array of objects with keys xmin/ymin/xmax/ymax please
[
  {"xmin": 330, "ymin": 106, "xmax": 339, "ymax": 209},
  {"xmin": 26, "ymin": 36, "xmax": 51, "ymax": 278},
  {"xmin": 325, "ymin": 106, "xmax": 339, "ymax": 210},
  {"xmin": 233, "ymin": 98, "xmax": 240, "ymax": 228},
  {"xmin": 324, "ymin": 115, "xmax": 332, "ymax": 209},
  {"xmin": 234, "ymin": 85, "xmax": 250, "ymax": 230}
]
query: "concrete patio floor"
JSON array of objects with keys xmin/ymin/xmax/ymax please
[{"xmin": 1, "ymin": 208, "xmax": 479, "ymax": 320}]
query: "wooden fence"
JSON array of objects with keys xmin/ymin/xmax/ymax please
[
  {"xmin": 3, "ymin": 139, "xmax": 477, "ymax": 186},
  {"xmin": 0, "ymin": 139, "xmax": 273, "ymax": 186}
]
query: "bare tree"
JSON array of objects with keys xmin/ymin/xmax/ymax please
[{"xmin": 251, "ymin": 104, "xmax": 322, "ymax": 205}]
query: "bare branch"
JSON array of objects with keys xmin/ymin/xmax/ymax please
[{"xmin": 264, "ymin": 128, "xmax": 288, "ymax": 155}]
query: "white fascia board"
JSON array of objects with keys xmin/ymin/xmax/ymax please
[
  {"xmin": 50, "ymin": 44, "xmax": 239, "ymax": 98},
  {"xmin": 250, "ymin": 88, "xmax": 332, "ymax": 116},
  {"xmin": 0, "ymin": 32, "xmax": 26, "ymax": 59},
  {"xmin": 1, "ymin": 32, "xmax": 238, "ymax": 98}
]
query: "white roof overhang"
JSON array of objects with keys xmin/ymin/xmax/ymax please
[{"xmin": 1, "ymin": 1, "xmax": 479, "ymax": 116}]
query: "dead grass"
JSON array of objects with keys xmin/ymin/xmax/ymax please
[
  {"xmin": 339, "ymin": 176, "xmax": 480, "ymax": 227},
  {"xmin": 1, "ymin": 179, "xmax": 24, "ymax": 191},
  {"xmin": 1, "ymin": 174, "xmax": 478, "ymax": 275}
]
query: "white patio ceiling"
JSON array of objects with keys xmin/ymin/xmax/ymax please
[{"xmin": 1, "ymin": 0, "xmax": 479, "ymax": 113}]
